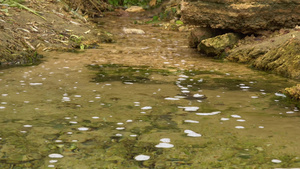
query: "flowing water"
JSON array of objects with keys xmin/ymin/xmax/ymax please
[{"xmin": 0, "ymin": 15, "xmax": 300, "ymax": 168}]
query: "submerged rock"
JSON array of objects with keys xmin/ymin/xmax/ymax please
[
  {"xmin": 198, "ymin": 33, "xmax": 240, "ymax": 56},
  {"xmin": 181, "ymin": 0, "xmax": 300, "ymax": 34}
]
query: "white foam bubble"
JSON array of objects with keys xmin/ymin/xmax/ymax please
[
  {"xmin": 236, "ymin": 119, "xmax": 246, "ymax": 122},
  {"xmin": 116, "ymin": 127, "xmax": 125, "ymax": 130},
  {"xmin": 196, "ymin": 111, "xmax": 221, "ymax": 116},
  {"xmin": 23, "ymin": 125, "xmax": 32, "ymax": 128},
  {"xmin": 134, "ymin": 155, "xmax": 150, "ymax": 161},
  {"xmin": 92, "ymin": 116, "xmax": 99, "ymax": 119},
  {"xmin": 184, "ymin": 107, "xmax": 199, "ymax": 112},
  {"xmin": 184, "ymin": 120, "xmax": 199, "ymax": 123},
  {"xmin": 141, "ymin": 106, "xmax": 152, "ymax": 110},
  {"xmin": 160, "ymin": 138, "xmax": 170, "ymax": 143},
  {"xmin": 155, "ymin": 142, "xmax": 174, "ymax": 148},
  {"xmin": 220, "ymin": 118, "xmax": 230, "ymax": 121},
  {"xmin": 78, "ymin": 127, "xmax": 89, "ymax": 131},
  {"xmin": 164, "ymin": 97, "xmax": 180, "ymax": 100},
  {"xmin": 271, "ymin": 159, "xmax": 282, "ymax": 163},
  {"xmin": 231, "ymin": 115, "xmax": 241, "ymax": 118},
  {"xmin": 235, "ymin": 126, "xmax": 245, "ymax": 129},
  {"xmin": 286, "ymin": 111, "xmax": 294, "ymax": 114},
  {"xmin": 48, "ymin": 153, "xmax": 64, "ymax": 158}
]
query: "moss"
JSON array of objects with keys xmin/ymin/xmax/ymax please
[{"xmin": 285, "ymin": 84, "xmax": 300, "ymax": 102}]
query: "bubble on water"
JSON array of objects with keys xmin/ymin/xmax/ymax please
[
  {"xmin": 42, "ymin": 78, "xmax": 46, "ymax": 80},
  {"xmin": 23, "ymin": 125, "xmax": 32, "ymax": 128},
  {"xmin": 196, "ymin": 111, "xmax": 221, "ymax": 116},
  {"xmin": 181, "ymin": 90, "xmax": 190, "ymax": 93},
  {"xmin": 49, "ymin": 160, "xmax": 58, "ymax": 163},
  {"xmin": 155, "ymin": 142, "xmax": 174, "ymax": 148},
  {"xmin": 163, "ymin": 62, "xmax": 170, "ymax": 64},
  {"xmin": 130, "ymin": 134, "xmax": 137, "ymax": 137},
  {"xmin": 48, "ymin": 165, "xmax": 55, "ymax": 168},
  {"xmin": 20, "ymin": 131, "xmax": 27, "ymax": 133},
  {"xmin": 140, "ymin": 112, "xmax": 146, "ymax": 114},
  {"xmin": 286, "ymin": 111, "xmax": 294, "ymax": 114},
  {"xmin": 134, "ymin": 102, "xmax": 140, "ymax": 106},
  {"xmin": 141, "ymin": 106, "xmax": 152, "ymax": 110},
  {"xmin": 115, "ymin": 133, "xmax": 122, "ymax": 137},
  {"xmin": 235, "ymin": 126, "xmax": 245, "ymax": 129},
  {"xmin": 184, "ymin": 130, "xmax": 202, "ymax": 137},
  {"xmin": 116, "ymin": 127, "xmax": 125, "ymax": 130},
  {"xmin": 193, "ymin": 94, "xmax": 205, "ymax": 98},
  {"xmin": 225, "ymin": 73, "xmax": 230, "ymax": 76},
  {"xmin": 187, "ymin": 132, "xmax": 202, "ymax": 137},
  {"xmin": 78, "ymin": 127, "xmax": 89, "ymax": 131},
  {"xmin": 184, "ymin": 120, "xmax": 199, "ymax": 123},
  {"xmin": 174, "ymin": 96, "xmax": 186, "ymax": 99},
  {"xmin": 117, "ymin": 122, "xmax": 124, "ymax": 125},
  {"xmin": 72, "ymin": 140, "xmax": 78, "ymax": 142},
  {"xmin": 63, "ymin": 67, "xmax": 69, "ymax": 69},
  {"xmin": 69, "ymin": 121, "xmax": 77, "ymax": 124},
  {"xmin": 220, "ymin": 118, "xmax": 230, "ymax": 121},
  {"xmin": 2, "ymin": 94, "xmax": 8, "ymax": 97},
  {"xmin": 65, "ymin": 117, "xmax": 71, "ymax": 120},
  {"xmin": 165, "ymin": 97, "xmax": 180, "ymax": 100},
  {"xmin": 231, "ymin": 115, "xmax": 241, "ymax": 118},
  {"xmin": 177, "ymin": 78, "xmax": 186, "ymax": 81},
  {"xmin": 134, "ymin": 155, "xmax": 150, "ymax": 161},
  {"xmin": 240, "ymin": 86, "xmax": 250, "ymax": 89},
  {"xmin": 49, "ymin": 153, "xmax": 64, "ymax": 158},
  {"xmin": 89, "ymin": 100, "xmax": 94, "ymax": 103},
  {"xmin": 259, "ymin": 126, "xmax": 264, "ymax": 129},
  {"xmin": 62, "ymin": 97, "xmax": 70, "ymax": 102},
  {"xmin": 55, "ymin": 140, "xmax": 63, "ymax": 143},
  {"xmin": 92, "ymin": 116, "xmax": 99, "ymax": 119},
  {"xmin": 237, "ymin": 119, "xmax": 246, "ymax": 122},
  {"xmin": 29, "ymin": 83, "xmax": 43, "ymax": 86},
  {"xmin": 0, "ymin": 106, "xmax": 5, "ymax": 110},
  {"xmin": 181, "ymin": 87, "xmax": 188, "ymax": 90},
  {"xmin": 95, "ymin": 97, "xmax": 101, "ymax": 99},
  {"xmin": 271, "ymin": 159, "xmax": 282, "ymax": 163},
  {"xmin": 123, "ymin": 82, "xmax": 134, "ymax": 85},
  {"xmin": 24, "ymin": 101, "xmax": 30, "ymax": 103},
  {"xmin": 184, "ymin": 107, "xmax": 199, "ymax": 112},
  {"xmin": 197, "ymin": 79, "xmax": 203, "ymax": 83},
  {"xmin": 160, "ymin": 138, "xmax": 171, "ymax": 143},
  {"xmin": 275, "ymin": 93, "xmax": 286, "ymax": 97},
  {"xmin": 126, "ymin": 119, "xmax": 133, "ymax": 122},
  {"xmin": 67, "ymin": 132, "xmax": 73, "ymax": 135},
  {"xmin": 251, "ymin": 96, "xmax": 258, "ymax": 99}
]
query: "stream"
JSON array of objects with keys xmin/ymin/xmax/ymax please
[{"xmin": 0, "ymin": 15, "xmax": 300, "ymax": 168}]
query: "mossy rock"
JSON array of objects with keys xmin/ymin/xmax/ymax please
[
  {"xmin": 252, "ymin": 38, "xmax": 300, "ymax": 79},
  {"xmin": 198, "ymin": 33, "xmax": 240, "ymax": 56}
]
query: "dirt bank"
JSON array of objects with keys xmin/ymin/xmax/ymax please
[{"xmin": 0, "ymin": 0, "xmax": 113, "ymax": 66}]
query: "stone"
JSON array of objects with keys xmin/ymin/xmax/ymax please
[
  {"xmin": 197, "ymin": 33, "xmax": 240, "ymax": 56},
  {"xmin": 125, "ymin": 6, "xmax": 145, "ymax": 13},
  {"xmin": 227, "ymin": 30, "xmax": 300, "ymax": 79},
  {"xmin": 181, "ymin": 0, "xmax": 300, "ymax": 34},
  {"xmin": 188, "ymin": 27, "xmax": 218, "ymax": 48}
]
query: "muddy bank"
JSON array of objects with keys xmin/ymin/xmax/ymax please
[{"xmin": 0, "ymin": 0, "xmax": 113, "ymax": 66}]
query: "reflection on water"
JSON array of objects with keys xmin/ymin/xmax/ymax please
[{"xmin": 0, "ymin": 16, "xmax": 300, "ymax": 168}]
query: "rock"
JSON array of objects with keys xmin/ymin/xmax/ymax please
[
  {"xmin": 181, "ymin": 0, "xmax": 300, "ymax": 34},
  {"xmin": 125, "ymin": 6, "xmax": 145, "ymax": 13},
  {"xmin": 188, "ymin": 27, "xmax": 219, "ymax": 48},
  {"xmin": 197, "ymin": 33, "xmax": 240, "ymax": 56},
  {"xmin": 285, "ymin": 84, "xmax": 300, "ymax": 101},
  {"xmin": 123, "ymin": 28, "xmax": 145, "ymax": 34},
  {"xmin": 228, "ymin": 30, "xmax": 300, "ymax": 79}
]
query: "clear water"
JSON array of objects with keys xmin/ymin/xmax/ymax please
[{"xmin": 0, "ymin": 16, "xmax": 299, "ymax": 168}]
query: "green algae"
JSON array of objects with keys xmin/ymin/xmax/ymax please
[{"xmin": 88, "ymin": 64, "xmax": 174, "ymax": 84}]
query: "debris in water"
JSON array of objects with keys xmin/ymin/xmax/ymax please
[{"xmin": 123, "ymin": 27, "xmax": 145, "ymax": 34}]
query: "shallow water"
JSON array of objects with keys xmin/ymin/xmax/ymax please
[{"xmin": 0, "ymin": 16, "xmax": 300, "ymax": 168}]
